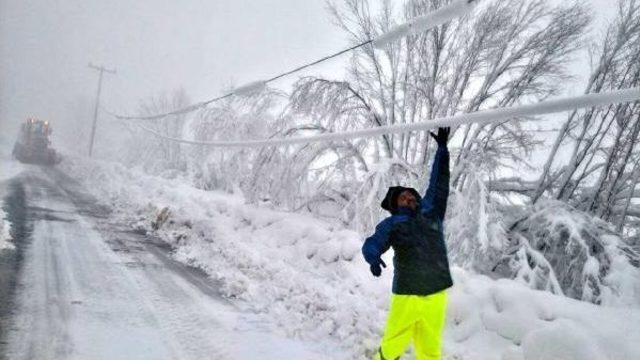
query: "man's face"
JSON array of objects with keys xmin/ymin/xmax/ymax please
[{"xmin": 397, "ymin": 190, "xmax": 418, "ymax": 211}]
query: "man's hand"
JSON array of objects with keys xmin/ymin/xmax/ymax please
[
  {"xmin": 430, "ymin": 127, "xmax": 450, "ymax": 147},
  {"xmin": 370, "ymin": 259, "xmax": 387, "ymax": 277}
]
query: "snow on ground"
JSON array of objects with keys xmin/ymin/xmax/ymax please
[
  {"xmin": 60, "ymin": 155, "xmax": 640, "ymax": 359},
  {"xmin": 447, "ymin": 269, "xmax": 639, "ymax": 360},
  {"xmin": 0, "ymin": 156, "xmax": 28, "ymax": 252},
  {"xmin": 0, "ymin": 208, "xmax": 12, "ymax": 251}
]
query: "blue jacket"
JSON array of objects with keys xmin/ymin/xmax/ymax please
[{"xmin": 362, "ymin": 145, "xmax": 453, "ymax": 295}]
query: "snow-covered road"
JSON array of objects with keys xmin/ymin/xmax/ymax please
[{"xmin": 2, "ymin": 167, "xmax": 332, "ymax": 360}]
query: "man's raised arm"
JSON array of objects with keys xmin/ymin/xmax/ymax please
[{"xmin": 421, "ymin": 127, "xmax": 450, "ymax": 220}]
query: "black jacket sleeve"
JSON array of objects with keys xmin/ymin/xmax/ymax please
[{"xmin": 421, "ymin": 145, "xmax": 450, "ymax": 220}]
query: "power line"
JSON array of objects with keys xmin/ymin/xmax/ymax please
[
  {"xmin": 133, "ymin": 87, "xmax": 640, "ymax": 148},
  {"xmin": 111, "ymin": 39, "xmax": 373, "ymax": 121},
  {"xmin": 266, "ymin": 40, "xmax": 373, "ymax": 83}
]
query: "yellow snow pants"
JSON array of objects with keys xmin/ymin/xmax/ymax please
[{"xmin": 375, "ymin": 290, "xmax": 447, "ymax": 360}]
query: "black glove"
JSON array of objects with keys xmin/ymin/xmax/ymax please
[
  {"xmin": 370, "ymin": 259, "xmax": 387, "ymax": 277},
  {"xmin": 430, "ymin": 127, "xmax": 450, "ymax": 147}
]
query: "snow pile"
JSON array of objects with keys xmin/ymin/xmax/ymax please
[
  {"xmin": 60, "ymin": 155, "xmax": 640, "ymax": 359},
  {"xmin": 447, "ymin": 269, "xmax": 640, "ymax": 360},
  {"xmin": 0, "ymin": 208, "xmax": 13, "ymax": 251},
  {"xmin": 497, "ymin": 200, "xmax": 640, "ymax": 307}
]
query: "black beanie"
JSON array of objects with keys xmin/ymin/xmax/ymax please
[{"xmin": 381, "ymin": 186, "xmax": 421, "ymax": 214}]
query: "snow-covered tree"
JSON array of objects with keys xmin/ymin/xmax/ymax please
[
  {"xmin": 106, "ymin": 0, "xmax": 640, "ymax": 307},
  {"xmin": 119, "ymin": 89, "xmax": 190, "ymax": 174},
  {"xmin": 279, "ymin": 0, "xmax": 589, "ymax": 230},
  {"xmin": 447, "ymin": 168, "xmax": 508, "ymax": 273},
  {"xmin": 532, "ymin": 0, "xmax": 640, "ymax": 233},
  {"xmin": 186, "ymin": 89, "xmax": 283, "ymax": 194}
]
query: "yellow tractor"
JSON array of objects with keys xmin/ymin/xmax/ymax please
[{"xmin": 12, "ymin": 118, "xmax": 60, "ymax": 165}]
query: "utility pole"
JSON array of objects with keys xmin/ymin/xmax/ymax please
[{"xmin": 88, "ymin": 63, "xmax": 116, "ymax": 157}]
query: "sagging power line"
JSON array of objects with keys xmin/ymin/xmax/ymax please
[{"xmin": 135, "ymin": 88, "xmax": 640, "ymax": 148}]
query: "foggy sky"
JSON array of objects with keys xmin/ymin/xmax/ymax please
[
  {"xmin": 0, "ymin": 0, "xmax": 620, "ymax": 151},
  {"xmin": 0, "ymin": 0, "xmax": 342, "ymax": 143}
]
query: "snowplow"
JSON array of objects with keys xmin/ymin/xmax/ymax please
[{"xmin": 12, "ymin": 118, "xmax": 60, "ymax": 165}]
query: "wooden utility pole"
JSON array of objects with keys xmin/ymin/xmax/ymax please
[{"xmin": 88, "ymin": 63, "xmax": 116, "ymax": 157}]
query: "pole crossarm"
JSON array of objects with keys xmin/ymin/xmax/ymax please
[
  {"xmin": 132, "ymin": 87, "xmax": 640, "ymax": 148},
  {"xmin": 89, "ymin": 63, "xmax": 117, "ymax": 74}
]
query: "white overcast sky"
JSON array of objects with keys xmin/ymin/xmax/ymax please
[{"xmin": 0, "ymin": 0, "xmax": 620, "ymax": 139}]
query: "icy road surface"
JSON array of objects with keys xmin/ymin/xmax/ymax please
[{"xmin": 2, "ymin": 167, "xmax": 332, "ymax": 360}]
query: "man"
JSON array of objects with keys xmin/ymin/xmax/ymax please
[{"xmin": 362, "ymin": 127, "xmax": 453, "ymax": 360}]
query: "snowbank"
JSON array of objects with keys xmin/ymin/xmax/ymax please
[
  {"xmin": 59, "ymin": 156, "xmax": 389, "ymax": 357},
  {"xmin": 60, "ymin": 155, "xmax": 640, "ymax": 359},
  {"xmin": 447, "ymin": 269, "xmax": 639, "ymax": 360},
  {"xmin": 0, "ymin": 208, "xmax": 13, "ymax": 251},
  {"xmin": 0, "ymin": 158, "xmax": 26, "ymax": 252}
]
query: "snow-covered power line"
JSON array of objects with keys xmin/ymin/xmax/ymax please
[
  {"xmin": 111, "ymin": 1, "xmax": 478, "ymax": 121},
  {"xmin": 137, "ymin": 87, "xmax": 640, "ymax": 148},
  {"xmin": 231, "ymin": 81, "xmax": 267, "ymax": 97},
  {"xmin": 110, "ymin": 39, "xmax": 373, "ymax": 121},
  {"xmin": 372, "ymin": 0, "xmax": 478, "ymax": 48}
]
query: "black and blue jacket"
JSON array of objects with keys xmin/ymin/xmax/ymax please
[{"xmin": 362, "ymin": 145, "xmax": 453, "ymax": 295}]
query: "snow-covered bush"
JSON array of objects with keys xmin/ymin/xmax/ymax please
[
  {"xmin": 443, "ymin": 171, "xmax": 640, "ymax": 307},
  {"xmin": 495, "ymin": 200, "xmax": 640, "ymax": 306}
]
